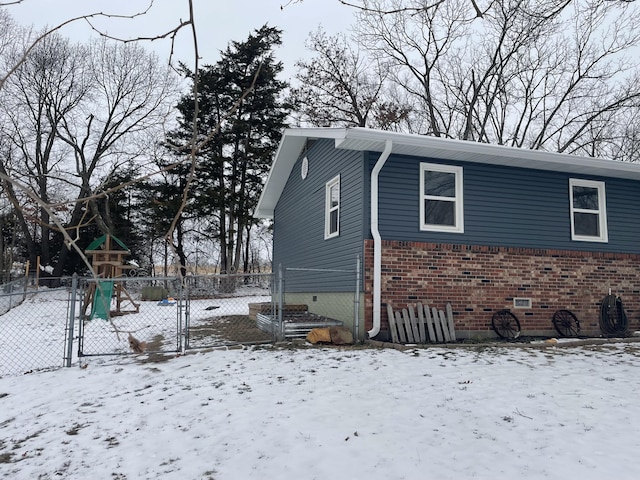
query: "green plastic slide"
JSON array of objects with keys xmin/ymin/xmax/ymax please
[{"xmin": 91, "ymin": 281, "xmax": 114, "ymax": 320}]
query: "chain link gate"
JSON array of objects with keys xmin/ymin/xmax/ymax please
[
  {"xmin": 76, "ymin": 276, "xmax": 186, "ymax": 358},
  {"xmin": 75, "ymin": 273, "xmax": 276, "ymax": 356},
  {"xmin": 267, "ymin": 256, "xmax": 362, "ymax": 341}
]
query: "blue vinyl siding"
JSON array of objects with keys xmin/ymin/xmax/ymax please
[
  {"xmin": 273, "ymin": 139, "xmax": 366, "ymax": 291},
  {"xmin": 373, "ymin": 153, "xmax": 640, "ymax": 253}
]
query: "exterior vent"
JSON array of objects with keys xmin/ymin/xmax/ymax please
[{"xmin": 513, "ymin": 297, "xmax": 532, "ymax": 309}]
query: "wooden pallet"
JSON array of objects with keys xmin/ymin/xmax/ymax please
[{"xmin": 386, "ymin": 302, "xmax": 456, "ymax": 344}]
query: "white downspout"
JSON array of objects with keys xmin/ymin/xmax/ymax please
[{"xmin": 368, "ymin": 140, "xmax": 393, "ymax": 339}]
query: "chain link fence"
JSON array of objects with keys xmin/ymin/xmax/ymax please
[
  {"xmin": 264, "ymin": 261, "xmax": 362, "ymax": 341},
  {"xmin": 78, "ymin": 273, "xmax": 275, "ymax": 356},
  {"xmin": 184, "ymin": 273, "xmax": 274, "ymax": 349},
  {"xmin": 0, "ymin": 281, "xmax": 74, "ymax": 376},
  {"xmin": 0, "ymin": 276, "xmax": 29, "ymax": 315},
  {"xmin": 0, "ymin": 266, "xmax": 360, "ymax": 377},
  {"xmin": 0, "ymin": 273, "xmax": 275, "ymax": 377}
]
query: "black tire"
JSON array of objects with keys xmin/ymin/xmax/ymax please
[
  {"xmin": 491, "ymin": 310, "xmax": 521, "ymax": 339},
  {"xmin": 552, "ymin": 309, "xmax": 580, "ymax": 337}
]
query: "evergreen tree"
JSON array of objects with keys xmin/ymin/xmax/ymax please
[
  {"xmin": 141, "ymin": 161, "xmax": 195, "ymax": 277},
  {"xmin": 169, "ymin": 25, "xmax": 290, "ymax": 274}
]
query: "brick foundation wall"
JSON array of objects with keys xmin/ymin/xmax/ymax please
[{"xmin": 364, "ymin": 240, "xmax": 640, "ymax": 338}]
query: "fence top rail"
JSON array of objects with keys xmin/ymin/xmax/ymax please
[
  {"xmin": 1, "ymin": 275, "xmax": 27, "ymax": 283},
  {"xmin": 0, "ymin": 285, "xmax": 66, "ymax": 293},
  {"xmin": 77, "ymin": 272, "xmax": 273, "ymax": 282},
  {"xmin": 78, "ymin": 273, "xmax": 273, "ymax": 285},
  {"xmin": 79, "ymin": 275, "xmax": 184, "ymax": 282}
]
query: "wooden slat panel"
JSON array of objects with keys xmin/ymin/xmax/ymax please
[
  {"xmin": 386, "ymin": 304, "xmax": 399, "ymax": 344},
  {"xmin": 438, "ymin": 309, "xmax": 451, "ymax": 342},
  {"xmin": 407, "ymin": 305, "xmax": 421, "ymax": 343},
  {"xmin": 446, "ymin": 302, "xmax": 456, "ymax": 341},
  {"xmin": 423, "ymin": 304, "xmax": 436, "ymax": 343},
  {"xmin": 401, "ymin": 308, "xmax": 415, "ymax": 343},
  {"xmin": 395, "ymin": 310, "xmax": 407, "ymax": 343},
  {"xmin": 415, "ymin": 303, "xmax": 427, "ymax": 343},
  {"xmin": 431, "ymin": 306, "xmax": 444, "ymax": 342}
]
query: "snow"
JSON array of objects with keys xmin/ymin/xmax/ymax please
[
  {"xmin": 38, "ymin": 264, "xmax": 54, "ymax": 274},
  {"xmin": 2, "ymin": 290, "xmax": 640, "ymax": 479}
]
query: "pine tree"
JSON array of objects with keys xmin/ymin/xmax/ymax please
[{"xmin": 169, "ymin": 25, "xmax": 290, "ymax": 275}]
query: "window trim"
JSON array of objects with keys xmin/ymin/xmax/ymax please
[
  {"xmin": 325, "ymin": 174, "xmax": 340, "ymax": 239},
  {"xmin": 419, "ymin": 163, "xmax": 464, "ymax": 233},
  {"xmin": 569, "ymin": 178, "xmax": 608, "ymax": 243}
]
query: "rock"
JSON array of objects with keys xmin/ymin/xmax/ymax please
[
  {"xmin": 307, "ymin": 328, "xmax": 332, "ymax": 344},
  {"xmin": 329, "ymin": 326, "xmax": 354, "ymax": 345}
]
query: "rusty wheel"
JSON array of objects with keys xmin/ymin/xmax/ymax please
[
  {"xmin": 491, "ymin": 310, "xmax": 521, "ymax": 339},
  {"xmin": 552, "ymin": 309, "xmax": 580, "ymax": 337}
]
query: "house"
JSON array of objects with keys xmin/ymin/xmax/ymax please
[{"xmin": 255, "ymin": 127, "xmax": 640, "ymax": 341}]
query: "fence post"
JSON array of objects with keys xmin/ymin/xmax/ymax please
[
  {"xmin": 181, "ymin": 281, "xmax": 188, "ymax": 353},
  {"xmin": 354, "ymin": 255, "xmax": 361, "ymax": 343},
  {"xmin": 22, "ymin": 273, "xmax": 29, "ymax": 302},
  {"xmin": 278, "ymin": 264, "xmax": 284, "ymax": 341},
  {"xmin": 65, "ymin": 273, "xmax": 78, "ymax": 367}
]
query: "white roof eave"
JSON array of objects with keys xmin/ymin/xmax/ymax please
[
  {"xmin": 254, "ymin": 128, "xmax": 347, "ymax": 219},
  {"xmin": 254, "ymin": 127, "xmax": 640, "ymax": 219},
  {"xmin": 336, "ymin": 128, "xmax": 640, "ymax": 178}
]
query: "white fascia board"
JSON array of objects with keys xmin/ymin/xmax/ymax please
[
  {"xmin": 338, "ymin": 128, "xmax": 640, "ymax": 180},
  {"xmin": 255, "ymin": 127, "xmax": 640, "ymax": 219}
]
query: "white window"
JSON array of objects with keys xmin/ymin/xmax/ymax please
[
  {"xmin": 569, "ymin": 178, "xmax": 608, "ymax": 242},
  {"xmin": 420, "ymin": 163, "xmax": 464, "ymax": 233},
  {"xmin": 325, "ymin": 175, "xmax": 340, "ymax": 239}
]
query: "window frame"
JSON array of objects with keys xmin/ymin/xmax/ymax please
[
  {"xmin": 419, "ymin": 163, "xmax": 464, "ymax": 233},
  {"xmin": 569, "ymin": 178, "xmax": 608, "ymax": 243},
  {"xmin": 324, "ymin": 174, "xmax": 340, "ymax": 239}
]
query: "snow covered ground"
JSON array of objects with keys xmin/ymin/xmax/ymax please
[
  {"xmin": 2, "ymin": 287, "xmax": 640, "ymax": 478},
  {"xmin": 2, "ymin": 341, "xmax": 640, "ymax": 479}
]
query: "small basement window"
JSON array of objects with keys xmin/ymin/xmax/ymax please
[
  {"xmin": 569, "ymin": 178, "xmax": 608, "ymax": 242},
  {"xmin": 325, "ymin": 175, "xmax": 340, "ymax": 239},
  {"xmin": 513, "ymin": 298, "xmax": 532, "ymax": 309}
]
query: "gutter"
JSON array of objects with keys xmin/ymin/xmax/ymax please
[{"xmin": 368, "ymin": 140, "xmax": 393, "ymax": 339}]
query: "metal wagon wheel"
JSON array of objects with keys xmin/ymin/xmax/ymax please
[
  {"xmin": 491, "ymin": 310, "xmax": 521, "ymax": 339},
  {"xmin": 552, "ymin": 309, "xmax": 580, "ymax": 337}
]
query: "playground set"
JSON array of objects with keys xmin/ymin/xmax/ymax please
[{"xmin": 81, "ymin": 234, "xmax": 140, "ymax": 320}]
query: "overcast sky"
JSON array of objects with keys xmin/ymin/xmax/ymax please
[{"xmin": 9, "ymin": 0, "xmax": 356, "ymax": 79}]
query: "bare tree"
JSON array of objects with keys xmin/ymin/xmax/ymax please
[
  {"xmin": 49, "ymin": 38, "xmax": 178, "ymax": 276},
  {"xmin": 290, "ymin": 27, "xmax": 411, "ymax": 129},
  {"xmin": 347, "ymin": 0, "xmax": 640, "ymax": 158},
  {"xmin": 0, "ymin": 1, "xmax": 285, "ymax": 282},
  {"xmin": 0, "ymin": 2, "xmax": 197, "ymax": 279},
  {"xmin": 1, "ymin": 32, "xmax": 86, "ymax": 268},
  {"xmin": 0, "ymin": 24, "xmax": 178, "ymax": 276}
]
